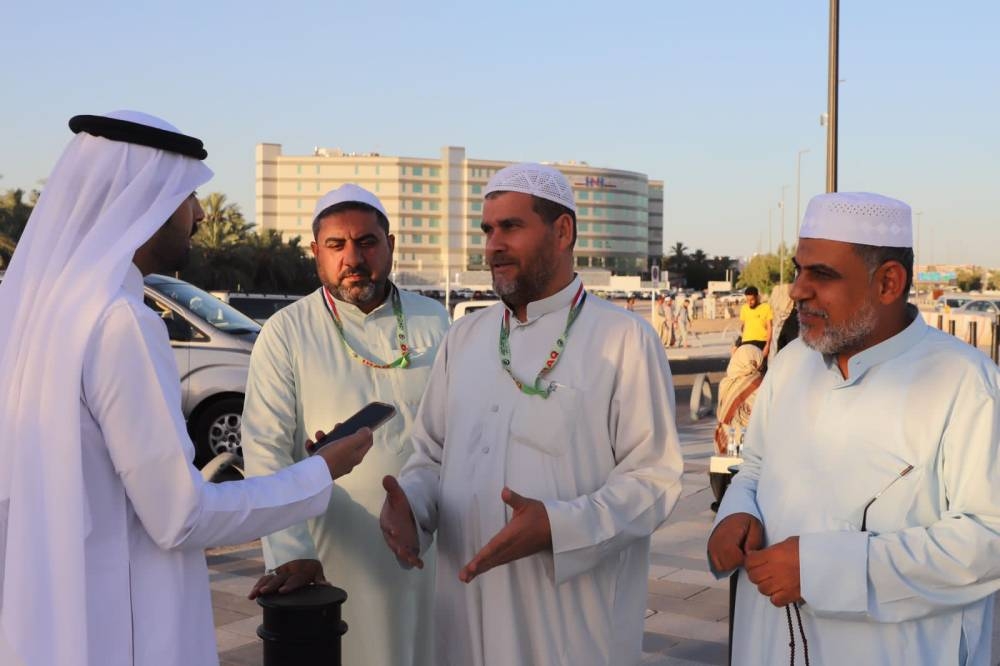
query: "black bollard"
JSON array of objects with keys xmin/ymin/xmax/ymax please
[
  {"xmin": 970, "ymin": 321, "xmax": 979, "ymax": 348},
  {"xmin": 256, "ymin": 585, "xmax": 348, "ymax": 666},
  {"xmin": 948, "ymin": 319, "xmax": 956, "ymax": 336}
]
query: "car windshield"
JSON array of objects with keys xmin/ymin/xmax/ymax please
[{"xmin": 145, "ymin": 276, "xmax": 261, "ymax": 335}]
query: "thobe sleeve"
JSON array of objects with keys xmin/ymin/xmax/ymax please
[
  {"xmin": 241, "ymin": 318, "xmax": 322, "ymax": 568},
  {"xmin": 83, "ymin": 301, "xmax": 333, "ymax": 551},
  {"xmin": 800, "ymin": 380, "xmax": 1000, "ymax": 621},
  {"xmin": 397, "ymin": 331, "xmax": 449, "ymax": 555},
  {"xmin": 708, "ymin": 373, "xmax": 771, "ymax": 578},
  {"xmin": 543, "ymin": 322, "xmax": 684, "ymax": 585}
]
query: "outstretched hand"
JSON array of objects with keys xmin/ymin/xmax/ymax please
[
  {"xmin": 459, "ymin": 487, "xmax": 551, "ymax": 583},
  {"xmin": 379, "ymin": 475, "xmax": 423, "ymax": 569}
]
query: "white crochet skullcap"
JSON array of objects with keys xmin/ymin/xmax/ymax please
[
  {"xmin": 800, "ymin": 192, "xmax": 912, "ymax": 248},
  {"xmin": 484, "ymin": 163, "xmax": 576, "ymax": 212},
  {"xmin": 313, "ymin": 183, "xmax": 388, "ymax": 223}
]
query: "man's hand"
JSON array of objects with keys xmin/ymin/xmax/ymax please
[
  {"xmin": 459, "ymin": 487, "xmax": 551, "ymax": 583},
  {"xmin": 247, "ymin": 559, "xmax": 328, "ymax": 599},
  {"xmin": 380, "ymin": 475, "xmax": 423, "ymax": 569},
  {"xmin": 707, "ymin": 512, "xmax": 764, "ymax": 572},
  {"xmin": 312, "ymin": 427, "xmax": 373, "ymax": 480},
  {"xmin": 745, "ymin": 536, "xmax": 802, "ymax": 607}
]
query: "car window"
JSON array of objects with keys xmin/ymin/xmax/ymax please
[
  {"xmin": 144, "ymin": 297, "xmax": 208, "ymax": 342},
  {"xmin": 227, "ymin": 296, "xmax": 300, "ymax": 322},
  {"xmin": 146, "ymin": 279, "xmax": 260, "ymax": 334}
]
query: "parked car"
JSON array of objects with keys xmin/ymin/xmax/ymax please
[
  {"xmin": 143, "ymin": 274, "xmax": 260, "ymax": 466},
  {"xmin": 955, "ymin": 299, "xmax": 1000, "ymax": 316},
  {"xmin": 452, "ymin": 299, "xmax": 499, "ymax": 319},
  {"xmin": 935, "ymin": 295, "xmax": 973, "ymax": 312},
  {"xmin": 211, "ymin": 291, "xmax": 305, "ymax": 324}
]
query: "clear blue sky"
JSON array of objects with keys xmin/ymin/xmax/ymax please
[{"xmin": 3, "ymin": 1, "xmax": 998, "ymax": 265}]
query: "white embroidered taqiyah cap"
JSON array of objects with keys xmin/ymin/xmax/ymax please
[
  {"xmin": 484, "ymin": 162, "xmax": 576, "ymax": 212},
  {"xmin": 800, "ymin": 192, "xmax": 912, "ymax": 248},
  {"xmin": 313, "ymin": 183, "xmax": 389, "ymax": 223}
]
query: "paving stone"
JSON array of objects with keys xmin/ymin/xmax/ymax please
[
  {"xmin": 648, "ymin": 578, "xmax": 708, "ymax": 600},
  {"xmin": 215, "ymin": 627, "xmax": 258, "ymax": 653},
  {"xmin": 644, "ymin": 611, "xmax": 728, "ymax": 644},
  {"xmin": 218, "ymin": 640, "xmax": 264, "ymax": 666}
]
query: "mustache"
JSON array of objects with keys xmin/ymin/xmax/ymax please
[
  {"xmin": 339, "ymin": 268, "xmax": 371, "ymax": 280},
  {"xmin": 797, "ymin": 305, "xmax": 828, "ymax": 319},
  {"xmin": 489, "ymin": 254, "xmax": 517, "ymax": 267}
]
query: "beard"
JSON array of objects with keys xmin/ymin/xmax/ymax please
[
  {"xmin": 332, "ymin": 267, "xmax": 383, "ymax": 308},
  {"xmin": 798, "ymin": 298, "xmax": 877, "ymax": 355},
  {"xmin": 490, "ymin": 243, "xmax": 557, "ymax": 308}
]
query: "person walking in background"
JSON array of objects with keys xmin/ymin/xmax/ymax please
[
  {"xmin": 738, "ymin": 286, "xmax": 772, "ymax": 357},
  {"xmin": 675, "ymin": 298, "xmax": 691, "ymax": 347}
]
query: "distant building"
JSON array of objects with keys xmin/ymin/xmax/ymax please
[{"xmin": 255, "ymin": 144, "xmax": 663, "ymax": 282}]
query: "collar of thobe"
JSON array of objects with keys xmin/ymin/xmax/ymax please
[
  {"xmin": 826, "ymin": 304, "xmax": 927, "ymax": 387},
  {"xmin": 505, "ymin": 275, "xmax": 584, "ymax": 327},
  {"xmin": 321, "ymin": 282, "xmax": 411, "ymax": 369}
]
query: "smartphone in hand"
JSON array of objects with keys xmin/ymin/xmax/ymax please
[{"xmin": 308, "ymin": 402, "xmax": 397, "ymax": 454}]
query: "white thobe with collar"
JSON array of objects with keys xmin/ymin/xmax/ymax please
[
  {"xmin": 399, "ymin": 276, "xmax": 683, "ymax": 666},
  {"xmin": 714, "ymin": 309, "xmax": 1000, "ymax": 665},
  {"xmin": 242, "ymin": 286, "xmax": 449, "ymax": 666},
  {"xmin": 71, "ymin": 265, "xmax": 334, "ymax": 666}
]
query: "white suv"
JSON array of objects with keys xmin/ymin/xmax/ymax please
[{"xmin": 143, "ymin": 274, "xmax": 259, "ymax": 466}]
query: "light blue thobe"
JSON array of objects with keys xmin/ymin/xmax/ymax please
[
  {"xmin": 243, "ymin": 286, "xmax": 449, "ymax": 666},
  {"xmin": 714, "ymin": 310, "xmax": 1000, "ymax": 665}
]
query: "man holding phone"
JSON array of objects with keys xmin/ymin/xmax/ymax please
[
  {"xmin": 0, "ymin": 111, "xmax": 373, "ymax": 666},
  {"xmin": 242, "ymin": 184, "xmax": 449, "ymax": 666}
]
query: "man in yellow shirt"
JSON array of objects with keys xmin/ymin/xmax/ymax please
[{"xmin": 739, "ymin": 286, "xmax": 772, "ymax": 357}]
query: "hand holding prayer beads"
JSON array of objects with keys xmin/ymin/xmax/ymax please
[
  {"xmin": 458, "ymin": 487, "xmax": 552, "ymax": 583},
  {"xmin": 745, "ymin": 536, "xmax": 802, "ymax": 607}
]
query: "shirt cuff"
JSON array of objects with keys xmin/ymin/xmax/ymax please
[{"xmin": 799, "ymin": 531, "xmax": 869, "ymax": 615}]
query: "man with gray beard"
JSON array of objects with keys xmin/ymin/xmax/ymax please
[
  {"xmin": 380, "ymin": 163, "xmax": 683, "ymax": 665},
  {"xmin": 707, "ymin": 192, "xmax": 1000, "ymax": 665}
]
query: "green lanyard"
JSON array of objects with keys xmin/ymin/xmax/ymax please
[
  {"xmin": 499, "ymin": 283, "xmax": 586, "ymax": 398},
  {"xmin": 322, "ymin": 284, "xmax": 411, "ymax": 369}
]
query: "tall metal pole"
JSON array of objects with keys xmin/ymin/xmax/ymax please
[
  {"xmin": 796, "ymin": 148, "xmax": 810, "ymax": 237},
  {"xmin": 826, "ymin": 0, "xmax": 840, "ymax": 193},
  {"xmin": 768, "ymin": 208, "xmax": 773, "ymax": 255},
  {"xmin": 779, "ymin": 186, "xmax": 790, "ymax": 285}
]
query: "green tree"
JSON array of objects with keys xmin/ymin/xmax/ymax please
[
  {"xmin": 736, "ymin": 246, "xmax": 794, "ymax": 294},
  {"xmin": 956, "ymin": 268, "xmax": 983, "ymax": 292},
  {"xmin": 0, "ymin": 189, "xmax": 37, "ymax": 268}
]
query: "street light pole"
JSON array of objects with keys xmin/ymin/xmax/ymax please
[
  {"xmin": 779, "ymin": 185, "xmax": 790, "ymax": 286},
  {"xmin": 796, "ymin": 148, "xmax": 810, "ymax": 237},
  {"xmin": 915, "ymin": 211, "xmax": 924, "ymax": 289},
  {"xmin": 826, "ymin": 0, "xmax": 840, "ymax": 192}
]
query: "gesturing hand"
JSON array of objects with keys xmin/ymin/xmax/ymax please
[
  {"xmin": 707, "ymin": 512, "xmax": 764, "ymax": 573},
  {"xmin": 379, "ymin": 475, "xmax": 423, "ymax": 569},
  {"xmin": 745, "ymin": 536, "xmax": 802, "ymax": 607},
  {"xmin": 459, "ymin": 487, "xmax": 551, "ymax": 583},
  {"xmin": 247, "ymin": 559, "xmax": 328, "ymax": 599}
]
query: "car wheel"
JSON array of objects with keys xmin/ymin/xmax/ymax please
[{"xmin": 192, "ymin": 397, "xmax": 244, "ymax": 465}]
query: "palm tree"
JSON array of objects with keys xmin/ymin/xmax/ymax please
[
  {"xmin": 670, "ymin": 242, "xmax": 688, "ymax": 263},
  {"xmin": 196, "ymin": 193, "xmax": 253, "ymax": 251}
]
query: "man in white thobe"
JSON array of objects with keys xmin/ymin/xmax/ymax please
[
  {"xmin": 708, "ymin": 192, "xmax": 1000, "ymax": 665},
  {"xmin": 0, "ymin": 112, "xmax": 373, "ymax": 666},
  {"xmin": 380, "ymin": 163, "xmax": 683, "ymax": 666},
  {"xmin": 243, "ymin": 185, "xmax": 448, "ymax": 666}
]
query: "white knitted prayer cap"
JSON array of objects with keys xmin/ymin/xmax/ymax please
[
  {"xmin": 800, "ymin": 192, "xmax": 912, "ymax": 248},
  {"xmin": 313, "ymin": 183, "xmax": 388, "ymax": 222},
  {"xmin": 484, "ymin": 162, "xmax": 576, "ymax": 213}
]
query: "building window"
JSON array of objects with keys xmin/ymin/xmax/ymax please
[
  {"xmin": 375, "ymin": 165, "xmax": 381, "ymax": 176},
  {"xmin": 578, "ymin": 190, "xmax": 589, "ymax": 200},
  {"xmin": 469, "ymin": 253, "xmax": 484, "ymax": 265},
  {"xmin": 594, "ymin": 191, "xmax": 604, "ymax": 201},
  {"xmin": 471, "ymin": 235, "xmax": 482, "ymax": 245},
  {"xmin": 428, "ymin": 234, "xmax": 439, "ymax": 244},
  {"xmin": 401, "ymin": 183, "xmax": 407, "ymax": 193},
  {"xmin": 316, "ymin": 182, "xmax": 321, "ymax": 192},
  {"xmin": 429, "ymin": 201, "xmax": 439, "ymax": 211},
  {"xmin": 354, "ymin": 165, "xmax": 360, "ymax": 175},
  {"xmin": 412, "ymin": 217, "xmax": 423, "ymax": 228},
  {"xmin": 296, "ymin": 165, "xmax": 302, "ymax": 175},
  {"xmin": 470, "ymin": 184, "xmax": 482, "ymax": 195},
  {"xmin": 315, "ymin": 165, "xmax": 321, "ymax": 175},
  {"xmin": 297, "ymin": 216, "xmax": 303, "ymax": 226},
  {"xmin": 375, "ymin": 182, "xmax": 380, "ymax": 192},
  {"xmin": 431, "ymin": 167, "xmax": 440, "ymax": 177},
  {"xmin": 579, "ymin": 239, "xmax": 589, "ymax": 248},
  {"xmin": 470, "ymin": 202, "xmax": 482, "ymax": 212},
  {"xmin": 429, "ymin": 218, "xmax": 440, "ymax": 228},
  {"xmin": 412, "ymin": 200, "xmax": 424, "ymax": 211},
  {"xmin": 412, "ymin": 234, "xmax": 423, "ymax": 244},
  {"xmin": 413, "ymin": 166, "xmax": 424, "ymax": 176},
  {"xmin": 576, "ymin": 256, "xmax": 589, "ymax": 267},
  {"xmin": 578, "ymin": 206, "xmax": 589, "ymax": 216},
  {"xmin": 296, "ymin": 182, "xmax": 302, "ymax": 192},
  {"xmin": 401, "ymin": 166, "xmax": 407, "ymax": 176},
  {"xmin": 579, "ymin": 222, "xmax": 589, "ymax": 231},
  {"xmin": 412, "ymin": 183, "xmax": 424, "ymax": 193},
  {"xmin": 297, "ymin": 199, "xmax": 302, "ymax": 209},
  {"xmin": 429, "ymin": 184, "xmax": 439, "ymax": 194}
]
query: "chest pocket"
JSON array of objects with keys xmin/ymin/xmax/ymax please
[{"xmin": 508, "ymin": 385, "xmax": 579, "ymax": 457}]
